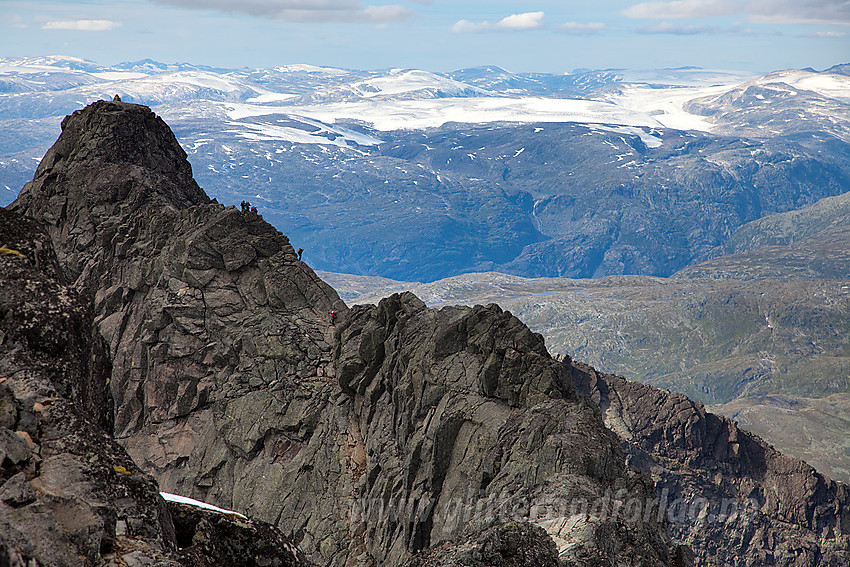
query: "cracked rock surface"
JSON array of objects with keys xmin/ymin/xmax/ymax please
[
  {"xmin": 0, "ymin": 206, "xmax": 181, "ymax": 566},
  {"xmin": 0, "ymin": 205, "xmax": 311, "ymax": 566}
]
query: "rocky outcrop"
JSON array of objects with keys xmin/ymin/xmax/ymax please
[
  {"xmin": 333, "ymin": 293, "xmax": 678, "ymax": 565},
  {"xmin": 10, "ymin": 101, "xmax": 682, "ymax": 565},
  {"xmin": 407, "ymin": 522, "xmax": 560, "ymax": 567},
  {"xmin": 168, "ymin": 500, "xmax": 311, "ymax": 566},
  {"xmin": 0, "ymin": 206, "xmax": 310, "ymax": 566},
  {"xmin": 0, "ymin": 206, "xmax": 180, "ymax": 566},
  {"xmin": 572, "ymin": 360, "xmax": 850, "ymax": 566}
]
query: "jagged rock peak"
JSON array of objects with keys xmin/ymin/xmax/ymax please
[
  {"xmin": 12, "ymin": 99, "xmax": 208, "ymax": 218},
  {"xmin": 10, "ymin": 100, "xmax": 212, "ymax": 286}
]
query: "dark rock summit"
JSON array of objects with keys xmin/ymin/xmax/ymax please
[
  {"xmin": 7, "ymin": 98, "xmax": 849, "ymax": 566},
  {"xmin": 10, "ymin": 100, "xmax": 210, "ymax": 289}
]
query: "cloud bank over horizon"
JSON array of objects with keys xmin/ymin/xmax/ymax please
[
  {"xmin": 42, "ymin": 19, "xmax": 122, "ymax": 31},
  {"xmin": 623, "ymin": 0, "xmax": 850, "ymax": 26},
  {"xmin": 2, "ymin": 0, "xmax": 847, "ymax": 73},
  {"xmin": 151, "ymin": 0, "xmax": 414, "ymax": 22}
]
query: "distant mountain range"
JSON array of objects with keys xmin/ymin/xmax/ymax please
[{"xmin": 2, "ymin": 56, "xmax": 849, "ymax": 283}]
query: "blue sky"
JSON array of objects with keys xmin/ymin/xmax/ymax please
[{"xmin": 1, "ymin": 0, "xmax": 848, "ymax": 73}]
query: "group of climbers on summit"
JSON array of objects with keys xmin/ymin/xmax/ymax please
[{"xmin": 236, "ymin": 199, "xmax": 333, "ymax": 325}]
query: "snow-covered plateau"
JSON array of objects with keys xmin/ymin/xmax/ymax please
[
  {"xmin": 3, "ymin": 56, "xmax": 849, "ymax": 141},
  {"xmin": 2, "ymin": 56, "xmax": 849, "ymax": 284}
]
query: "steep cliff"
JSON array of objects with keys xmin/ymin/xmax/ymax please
[
  {"xmin": 0, "ymin": 206, "xmax": 179, "ymax": 566},
  {"xmin": 10, "ymin": 100, "xmax": 681, "ymax": 565},
  {"xmin": 0, "ymin": 206, "xmax": 310, "ymax": 566},
  {"xmin": 572, "ymin": 360, "xmax": 850, "ymax": 566}
]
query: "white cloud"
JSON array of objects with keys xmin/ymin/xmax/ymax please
[
  {"xmin": 451, "ymin": 19, "xmax": 484, "ymax": 33},
  {"xmin": 807, "ymin": 30, "xmax": 846, "ymax": 37},
  {"xmin": 499, "ymin": 11, "xmax": 545, "ymax": 30},
  {"xmin": 637, "ymin": 21, "xmax": 719, "ymax": 33},
  {"xmin": 556, "ymin": 21, "xmax": 606, "ymax": 35},
  {"xmin": 151, "ymin": 0, "xmax": 414, "ymax": 23},
  {"xmin": 42, "ymin": 19, "xmax": 121, "ymax": 31},
  {"xmin": 623, "ymin": 0, "xmax": 741, "ymax": 20},
  {"xmin": 452, "ymin": 11, "xmax": 545, "ymax": 33},
  {"xmin": 623, "ymin": 0, "xmax": 850, "ymax": 25}
]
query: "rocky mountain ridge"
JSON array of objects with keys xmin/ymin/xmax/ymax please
[
  {"xmin": 572, "ymin": 360, "xmax": 850, "ymax": 566},
  {"xmin": 9, "ymin": 100, "xmax": 677, "ymax": 565},
  {"xmin": 4, "ymin": 99, "xmax": 850, "ymax": 565}
]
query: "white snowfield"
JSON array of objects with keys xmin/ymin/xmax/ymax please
[
  {"xmin": 1, "ymin": 56, "xmax": 848, "ymax": 144},
  {"xmin": 350, "ymin": 69, "xmax": 484, "ymax": 98},
  {"xmin": 220, "ymin": 66, "xmax": 850, "ymax": 136},
  {"xmin": 160, "ymin": 491, "xmax": 248, "ymax": 519},
  {"xmin": 98, "ymin": 70, "xmax": 257, "ymax": 101},
  {"xmin": 0, "ymin": 55, "xmax": 97, "ymax": 73},
  {"xmin": 227, "ymin": 117, "xmax": 383, "ymax": 147},
  {"xmin": 605, "ymin": 83, "xmax": 737, "ymax": 132},
  {"xmin": 227, "ymin": 96, "xmax": 666, "ymax": 131},
  {"xmin": 274, "ymin": 63, "xmax": 350, "ymax": 75},
  {"xmin": 755, "ymin": 70, "xmax": 850, "ymax": 102},
  {"xmin": 90, "ymin": 71, "xmax": 150, "ymax": 81}
]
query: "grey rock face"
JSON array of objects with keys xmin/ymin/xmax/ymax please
[
  {"xmin": 333, "ymin": 293, "xmax": 676, "ymax": 565},
  {"xmin": 0, "ymin": 206, "xmax": 181, "ymax": 566},
  {"xmin": 0, "ymin": 205, "xmax": 316, "ymax": 567},
  {"xmin": 12, "ymin": 101, "xmax": 680, "ymax": 565},
  {"xmin": 572, "ymin": 360, "xmax": 850, "ymax": 566}
]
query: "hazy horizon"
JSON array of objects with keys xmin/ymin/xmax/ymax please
[{"xmin": 2, "ymin": 1, "xmax": 848, "ymax": 75}]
